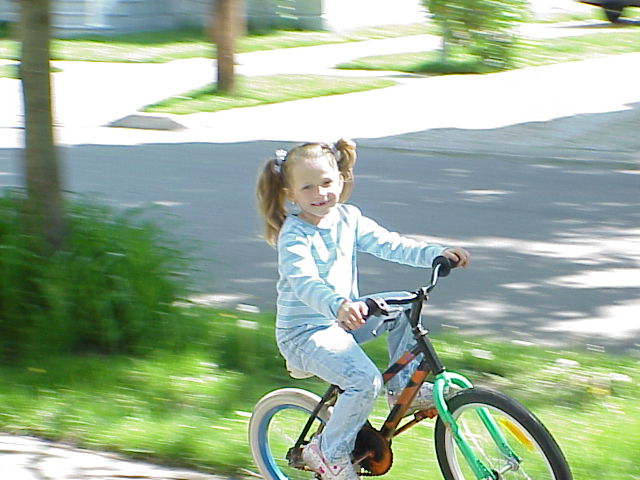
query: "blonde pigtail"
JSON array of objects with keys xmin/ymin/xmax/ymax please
[
  {"xmin": 256, "ymin": 159, "xmax": 288, "ymax": 246},
  {"xmin": 334, "ymin": 138, "xmax": 357, "ymax": 202}
]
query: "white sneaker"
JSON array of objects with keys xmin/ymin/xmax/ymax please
[
  {"xmin": 387, "ymin": 382, "xmax": 452, "ymax": 413},
  {"xmin": 302, "ymin": 436, "xmax": 358, "ymax": 480}
]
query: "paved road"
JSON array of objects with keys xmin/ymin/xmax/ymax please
[
  {"xmin": 0, "ymin": 92, "xmax": 638, "ymax": 353},
  {"xmin": 10, "ymin": 114, "xmax": 633, "ymax": 354}
]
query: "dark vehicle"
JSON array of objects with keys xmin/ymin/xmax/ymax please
[{"xmin": 579, "ymin": 0, "xmax": 640, "ymax": 22}]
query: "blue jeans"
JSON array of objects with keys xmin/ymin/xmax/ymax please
[{"xmin": 275, "ymin": 293, "xmax": 420, "ymax": 462}]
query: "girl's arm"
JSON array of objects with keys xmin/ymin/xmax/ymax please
[{"xmin": 354, "ymin": 208, "xmax": 446, "ymax": 267}]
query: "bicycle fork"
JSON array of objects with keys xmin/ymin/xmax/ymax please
[
  {"xmin": 434, "ymin": 372, "xmax": 522, "ymax": 480},
  {"xmin": 408, "ymin": 311, "xmax": 521, "ymax": 480}
]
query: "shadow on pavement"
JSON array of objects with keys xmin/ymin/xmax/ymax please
[{"xmin": 0, "ymin": 104, "xmax": 638, "ymax": 354}]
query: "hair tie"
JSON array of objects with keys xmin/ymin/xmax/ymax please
[
  {"xmin": 273, "ymin": 149, "xmax": 287, "ymax": 173},
  {"xmin": 329, "ymin": 143, "xmax": 341, "ymax": 162}
]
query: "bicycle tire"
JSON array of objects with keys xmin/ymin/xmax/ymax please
[
  {"xmin": 249, "ymin": 388, "xmax": 331, "ymax": 480},
  {"xmin": 434, "ymin": 388, "xmax": 572, "ymax": 480}
]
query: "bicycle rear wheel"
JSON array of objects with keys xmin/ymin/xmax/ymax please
[
  {"xmin": 434, "ymin": 388, "xmax": 572, "ymax": 480},
  {"xmin": 249, "ymin": 388, "xmax": 331, "ymax": 480}
]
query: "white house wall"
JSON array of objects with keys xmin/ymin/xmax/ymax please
[
  {"xmin": 0, "ymin": 0, "xmax": 426, "ymax": 37},
  {"xmin": 323, "ymin": 0, "xmax": 426, "ymax": 30}
]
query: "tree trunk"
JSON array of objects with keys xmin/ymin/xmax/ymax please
[
  {"xmin": 214, "ymin": 0, "xmax": 236, "ymax": 93},
  {"xmin": 19, "ymin": 0, "xmax": 65, "ymax": 251},
  {"xmin": 207, "ymin": 0, "xmax": 245, "ymax": 40},
  {"xmin": 441, "ymin": 21, "xmax": 450, "ymax": 63}
]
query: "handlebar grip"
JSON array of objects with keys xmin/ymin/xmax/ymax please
[
  {"xmin": 364, "ymin": 297, "xmax": 390, "ymax": 318},
  {"xmin": 432, "ymin": 255, "xmax": 458, "ymax": 277}
]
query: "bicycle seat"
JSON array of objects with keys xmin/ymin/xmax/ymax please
[{"xmin": 286, "ymin": 360, "xmax": 314, "ymax": 379}]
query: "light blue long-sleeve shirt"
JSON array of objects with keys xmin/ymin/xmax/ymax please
[{"xmin": 276, "ymin": 204, "xmax": 446, "ymax": 328}]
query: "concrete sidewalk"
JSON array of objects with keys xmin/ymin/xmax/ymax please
[
  {"xmin": 1, "ymin": 20, "xmax": 637, "ymax": 148},
  {"xmin": 0, "ymin": 434, "xmax": 225, "ymax": 480}
]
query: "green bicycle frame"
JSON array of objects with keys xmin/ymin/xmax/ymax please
[{"xmin": 433, "ymin": 372, "xmax": 521, "ymax": 480}]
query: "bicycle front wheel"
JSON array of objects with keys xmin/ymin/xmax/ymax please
[
  {"xmin": 249, "ymin": 388, "xmax": 331, "ymax": 480},
  {"xmin": 434, "ymin": 388, "xmax": 572, "ymax": 480}
]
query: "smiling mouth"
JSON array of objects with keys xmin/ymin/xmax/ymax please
[{"xmin": 312, "ymin": 200, "xmax": 328, "ymax": 207}]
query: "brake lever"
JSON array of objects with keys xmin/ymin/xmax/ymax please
[
  {"xmin": 363, "ymin": 298, "xmax": 394, "ymax": 337},
  {"xmin": 365, "ymin": 297, "xmax": 390, "ymax": 317}
]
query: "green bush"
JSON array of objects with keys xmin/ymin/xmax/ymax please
[
  {"xmin": 0, "ymin": 20, "xmax": 13, "ymax": 39},
  {"xmin": 424, "ymin": 0, "xmax": 527, "ymax": 70},
  {"xmin": 0, "ymin": 190, "xmax": 200, "ymax": 359},
  {"xmin": 203, "ymin": 309, "xmax": 283, "ymax": 374}
]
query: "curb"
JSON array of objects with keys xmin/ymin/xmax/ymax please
[{"xmin": 108, "ymin": 113, "xmax": 187, "ymax": 131}]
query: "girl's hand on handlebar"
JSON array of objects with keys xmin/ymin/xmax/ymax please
[
  {"xmin": 443, "ymin": 247, "xmax": 470, "ymax": 268},
  {"xmin": 337, "ymin": 300, "xmax": 368, "ymax": 331}
]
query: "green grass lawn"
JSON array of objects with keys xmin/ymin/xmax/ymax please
[
  {"xmin": 1, "ymin": 307, "xmax": 638, "ymax": 478},
  {"xmin": 141, "ymin": 26, "xmax": 640, "ymax": 115},
  {"xmin": 3, "ymin": 15, "xmax": 639, "ymax": 113},
  {"xmin": 0, "ymin": 23, "xmax": 431, "ymax": 63},
  {"xmin": 0, "ymin": 63, "xmax": 17, "ymax": 78},
  {"xmin": 337, "ymin": 29, "xmax": 640, "ymax": 74},
  {"xmin": 0, "ymin": 63, "xmax": 63, "ymax": 79},
  {"xmin": 142, "ymin": 74, "xmax": 396, "ymax": 114}
]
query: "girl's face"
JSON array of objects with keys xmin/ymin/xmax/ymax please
[{"xmin": 286, "ymin": 156, "xmax": 343, "ymax": 226}]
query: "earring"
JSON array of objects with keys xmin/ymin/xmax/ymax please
[{"xmin": 287, "ymin": 200, "xmax": 300, "ymax": 214}]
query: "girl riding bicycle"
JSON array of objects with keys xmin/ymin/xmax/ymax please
[{"xmin": 256, "ymin": 138, "xmax": 470, "ymax": 480}]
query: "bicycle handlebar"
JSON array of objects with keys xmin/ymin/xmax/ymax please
[
  {"xmin": 432, "ymin": 255, "xmax": 457, "ymax": 278},
  {"xmin": 363, "ymin": 255, "xmax": 458, "ymax": 323},
  {"xmin": 364, "ymin": 297, "xmax": 392, "ymax": 317},
  {"xmin": 427, "ymin": 255, "xmax": 458, "ymax": 293}
]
